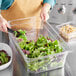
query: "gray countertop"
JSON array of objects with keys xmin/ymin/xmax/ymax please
[{"xmin": 0, "ymin": 23, "xmax": 75, "ymax": 76}]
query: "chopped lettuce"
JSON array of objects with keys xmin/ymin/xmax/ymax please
[{"xmin": 14, "ymin": 30, "xmax": 63, "ymax": 58}]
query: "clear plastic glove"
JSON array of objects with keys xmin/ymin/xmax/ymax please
[
  {"xmin": 40, "ymin": 3, "xmax": 51, "ymax": 22},
  {"xmin": 0, "ymin": 15, "xmax": 11, "ymax": 33}
]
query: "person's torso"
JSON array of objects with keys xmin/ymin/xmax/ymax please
[{"xmin": 1, "ymin": 0, "xmax": 43, "ymax": 30}]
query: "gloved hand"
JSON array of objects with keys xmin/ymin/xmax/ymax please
[
  {"xmin": 0, "ymin": 15, "xmax": 11, "ymax": 32},
  {"xmin": 40, "ymin": 3, "xmax": 51, "ymax": 22}
]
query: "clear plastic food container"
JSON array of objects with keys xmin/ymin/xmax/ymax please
[
  {"xmin": 8, "ymin": 17, "xmax": 71, "ymax": 73},
  {"xmin": 56, "ymin": 22, "xmax": 76, "ymax": 42}
]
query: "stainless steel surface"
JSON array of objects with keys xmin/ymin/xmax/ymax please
[
  {"xmin": 67, "ymin": 42, "xmax": 76, "ymax": 76},
  {"xmin": 48, "ymin": 0, "xmax": 76, "ymax": 24},
  {"xmin": 0, "ymin": 65, "xmax": 13, "ymax": 76},
  {"xmin": 58, "ymin": 5, "xmax": 66, "ymax": 14},
  {"xmin": 0, "ymin": 32, "xmax": 13, "ymax": 76}
]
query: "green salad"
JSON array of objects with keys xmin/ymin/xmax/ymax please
[
  {"xmin": 0, "ymin": 50, "xmax": 11, "ymax": 65},
  {"xmin": 14, "ymin": 30, "xmax": 63, "ymax": 72}
]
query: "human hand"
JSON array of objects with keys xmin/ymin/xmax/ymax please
[
  {"xmin": 40, "ymin": 3, "xmax": 51, "ymax": 22},
  {"xmin": 0, "ymin": 15, "xmax": 11, "ymax": 33}
]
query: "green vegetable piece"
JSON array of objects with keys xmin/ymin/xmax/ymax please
[
  {"xmin": 14, "ymin": 31, "xmax": 18, "ymax": 37},
  {"xmin": 0, "ymin": 57, "xmax": 5, "ymax": 64},
  {"xmin": 19, "ymin": 41, "xmax": 26, "ymax": 49},
  {"xmin": 0, "ymin": 52, "xmax": 7, "ymax": 57},
  {"xmin": 18, "ymin": 35, "xmax": 27, "ymax": 41},
  {"xmin": 53, "ymin": 40, "xmax": 59, "ymax": 45},
  {"xmin": 18, "ymin": 29, "xmax": 26, "ymax": 35},
  {"xmin": 5, "ymin": 57, "xmax": 9, "ymax": 63}
]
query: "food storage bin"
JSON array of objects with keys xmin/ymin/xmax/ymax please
[
  {"xmin": 8, "ymin": 17, "xmax": 71, "ymax": 74},
  {"xmin": 56, "ymin": 22, "xmax": 76, "ymax": 42}
]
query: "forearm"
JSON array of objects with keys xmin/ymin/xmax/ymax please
[
  {"xmin": 40, "ymin": 3, "xmax": 51, "ymax": 21},
  {"xmin": 40, "ymin": 0, "xmax": 56, "ymax": 21}
]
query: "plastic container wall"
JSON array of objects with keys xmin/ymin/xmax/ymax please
[{"xmin": 8, "ymin": 16, "xmax": 36, "ymax": 31}]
